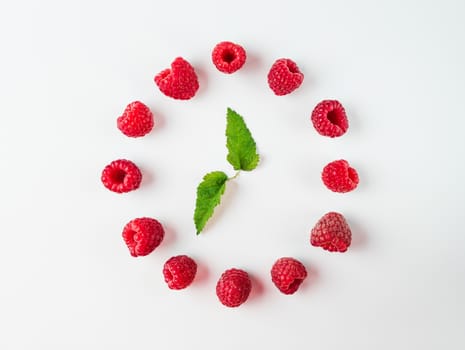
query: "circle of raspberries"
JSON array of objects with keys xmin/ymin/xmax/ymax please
[
  {"xmin": 216, "ymin": 268, "xmax": 252, "ymax": 308},
  {"xmin": 267, "ymin": 58, "xmax": 304, "ymax": 96},
  {"xmin": 310, "ymin": 212, "xmax": 352, "ymax": 252},
  {"xmin": 101, "ymin": 41, "xmax": 365, "ymax": 307},
  {"xmin": 211, "ymin": 41, "xmax": 247, "ymax": 74},
  {"xmin": 101, "ymin": 159, "xmax": 142, "ymax": 193},
  {"xmin": 154, "ymin": 57, "xmax": 199, "ymax": 100},
  {"xmin": 122, "ymin": 217, "xmax": 165, "ymax": 257},
  {"xmin": 117, "ymin": 101, "xmax": 154, "ymax": 137},
  {"xmin": 322, "ymin": 159, "xmax": 359, "ymax": 193},
  {"xmin": 311, "ymin": 100, "xmax": 349, "ymax": 137},
  {"xmin": 163, "ymin": 255, "xmax": 197, "ymax": 290},
  {"xmin": 271, "ymin": 257, "xmax": 307, "ymax": 295}
]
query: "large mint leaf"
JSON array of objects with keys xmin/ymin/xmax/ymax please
[
  {"xmin": 194, "ymin": 171, "xmax": 229, "ymax": 235},
  {"xmin": 226, "ymin": 108, "xmax": 259, "ymax": 171}
]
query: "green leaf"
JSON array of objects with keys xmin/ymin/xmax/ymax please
[
  {"xmin": 194, "ymin": 171, "xmax": 229, "ymax": 235},
  {"xmin": 226, "ymin": 108, "xmax": 260, "ymax": 171}
]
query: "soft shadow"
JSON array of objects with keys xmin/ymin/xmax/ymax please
[
  {"xmin": 194, "ymin": 64, "xmax": 208, "ymax": 98},
  {"xmin": 139, "ymin": 165, "xmax": 155, "ymax": 188},
  {"xmin": 192, "ymin": 257, "xmax": 209, "ymax": 285},
  {"xmin": 242, "ymin": 50, "xmax": 262, "ymax": 72},
  {"xmin": 299, "ymin": 259, "xmax": 319, "ymax": 293},
  {"xmin": 248, "ymin": 272, "xmax": 265, "ymax": 303},
  {"xmin": 348, "ymin": 216, "xmax": 369, "ymax": 249},
  {"xmin": 344, "ymin": 102, "xmax": 363, "ymax": 136},
  {"xmin": 149, "ymin": 106, "xmax": 166, "ymax": 134},
  {"xmin": 160, "ymin": 222, "xmax": 177, "ymax": 250},
  {"xmin": 353, "ymin": 162, "xmax": 370, "ymax": 191}
]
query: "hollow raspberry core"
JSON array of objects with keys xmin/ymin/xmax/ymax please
[
  {"xmin": 109, "ymin": 168, "xmax": 126, "ymax": 184},
  {"xmin": 221, "ymin": 49, "xmax": 236, "ymax": 63},
  {"xmin": 327, "ymin": 108, "xmax": 346, "ymax": 129}
]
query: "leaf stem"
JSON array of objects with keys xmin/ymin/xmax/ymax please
[{"xmin": 228, "ymin": 171, "xmax": 241, "ymax": 181}]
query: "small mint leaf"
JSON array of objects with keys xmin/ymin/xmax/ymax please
[
  {"xmin": 194, "ymin": 171, "xmax": 229, "ymax": 235},
  {"xmin": 226, "ymin": 108, "xmax": 260, "ymax": 171}
]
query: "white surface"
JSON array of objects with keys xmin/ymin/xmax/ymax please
[{"xmin": 1, "ymin": 0, "xmax": 464, "ymax": 349}]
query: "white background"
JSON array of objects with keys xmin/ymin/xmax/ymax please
[{"xmin": 1, "ymin": 0, "xmax": 464, "ymax": 349}]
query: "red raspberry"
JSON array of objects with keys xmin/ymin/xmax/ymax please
[
  {"xmin": 122, "ymin": 217, "xmax": 164, "ymax": 257},
  {"xmin": 311, "ymin": 212, "xmax": 352, "ymax": 252},
  {"xmin": 216, "ymin": 268, "xmax": 252, "ymax": 307},
  {"xmin": 271, "ymin": 257, "xmax": 307, "ymax": 295},
  {"xmin": 211, "ymin": 41, "xmax": 246, "ymax": 74},
  {"xmin": 267, "ymin": 58, "xmax": 304, "ymax": 96},
  {"xmin": 154, "ymin": 57, "xmax": 199, "ymax": 100},
  {"xmin": 311, "ymin": 100, "xmax": 348, "ymax": 137},
  {"xmin": 163, "ymin": 255, "xmax": 197, "ymax": 290},
  {"xmin": 117, "ymin": 101, "xmax": 154, "ymax": 137},
  {"xmin": 101, "ymin": 159, "xmax": 142, "ymax": 193},
  {"xmin": 322, "ymin": 159, "xmax": 359, "ymax": 193}
]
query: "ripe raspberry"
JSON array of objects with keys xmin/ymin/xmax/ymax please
[
  {"xmin": 122, "ymin": 217, "xmax": 164, "ymax": 257},
  {"xmin": 163, "ymin": 255, "xmax": 197, "ymax": 290},
  {"xmin": 267, "ymin": 58, "xmax": 304, "ymax": 96},
  {"xmin": 211, "ymin": 41, "xmax": 246, "ymax": 74},
  {"xmin": 216, "ymin": 268, "xmax": 252, "ymax": 307},
  {"xmin": 311, "ymin": 212, "xmax": 352, "ymax": 252},
  {"xmin": 101, "ymin": 159, "xmax": 142, "ymax": 193},
  {"xmin": 154, "ymin": 57, "xmax": 199, "ymax": 100},
  {"xmin": 117, "ymin": 101, "xmax": 154, "ymax": 137},
  {"xmin": 322, "ymin": 159, "xmax": 359, "ymax": 193},
  {"xmin": 311, "ymin": 100, "xmax": 348, "ymax": 137},
  {"xmin": 271, "ymin": 257, "xmax": 307, "ymax": 295}
]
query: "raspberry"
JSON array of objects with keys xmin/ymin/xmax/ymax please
[
  {"xmin": 163, "ymin": 255, "xmax": 197, "ymax": 290},
  {"xmin": 311, "ymin": 212, "xmax": 352, "ymax": 252},
  {"xmin": 122, "ymin": 217, "xmax": 164, "ymax": 257},
  {"xmin": 311, "ymin": 100, "xmax": 348, "ymax": 137},
  {"xmin": 117, "ymin": 101, "xmax": 154, "ymax": 137},
  {"xmin": 211, "ymin": 41, "xmax": 246, "ymax": 74},
  {"xmin": 322, "ymin": 159, "xmax": 359, "ymax": 193},
  {"xmin": 154, "ymin": 57, "xmax": 199, "ymax": 100},
  {"xmin": 101, "ymin": 159, "xmax": 142, "ymax": 193},
  {"xmin": 216, "ymin": 268, "xmax": 252, "ymax": 307},
  {"xmin": 271, "ymin": 257, "xmax": 307, "ymax": 295},
  {"xmin": 267, "ymin": 58, "xmax": 304, "ymax": 96}
]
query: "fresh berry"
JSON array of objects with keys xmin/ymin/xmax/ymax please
[
  {"xmin": 267, "ymin": 58, "xmax": 304, "ymax": 96},
  {"xmin": 311, "ymin": 212, "xmax": 352, "ymax": 252},
  {"xmin": 311, "ymin": 100, "xmax": 348, "ymax": 137},
  {"xmin": 122, "ymin": 217, "xmax": 164, "ymax": 257},
  {"xmin": 101, "ymin": 159, "xmax": 142, "ymax": 193},
  {"xmin": 216, "ymin": 268, "xmax": 252, "ymax": 307},
  {"xmin": 117, "ymin": 101, "xmax": 154, "ymax": 137},
  {"xmin": 211, "ymin": 41, "xmax": 246, "ymax": 74},
  {"xmin": 154, "ymin": 57, "xmax": 199, "ymax": 100},
  {"xmin": 163, "ymin": 255, "xmax": 197, "ymax": 290},
  {"xmin": 271, "ymin": 257, "xmax": 307, "ymax": 295},
  {"xmin": 322, "ymin": 159, "xmax": 359, "ymax": 193}
]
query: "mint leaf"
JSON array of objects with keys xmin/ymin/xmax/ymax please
[
  {"xmin": 226, "ymin": 108, "xmax": 260, "ymax": 171},
  {"xmin": 194, "ymin": 171, "xmax": 229, "ymax": 234}
]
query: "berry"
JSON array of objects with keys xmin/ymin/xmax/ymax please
[
  {"xmin": 117, "ymin": 101, "xmax": 154, "ymax": 137},
  {"xmin": 154, "ymin": 57, "xmax": 199, "ymax": 100},
  {"xmin": 322, "ymin": 159, "xmax": 359, "ymax": 193},
  {"xmin": 267, "ymin": 58, "xmax": 304, "ymax": 96},
  {"xmin": 211, "ymin": 41, "xmax": 246, "ymax": 74},
  {"xmin": 216, "ymin": 268, "xmax": 252, "ymax": 307},
  {"xmin": 311, "ymin": 212, "xmax": 352, "ymax": 252},
  {"xmin": 311, "ymin": 100, "xmax": 348, "ymax": 137},
  {"xmin": 271, "ymin": 257, "xmax": 307, "ymax": 295},
  {"xmin": 101, "ymin": 159, "xmax": 142, "ymax": 193},
  {"xmin": 163, "ymin": 255, "xmax": 197, "ymax": 290},
  {"xmin": 122, "ymin": 217, "xmax": 164, "ymax": 257}
]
